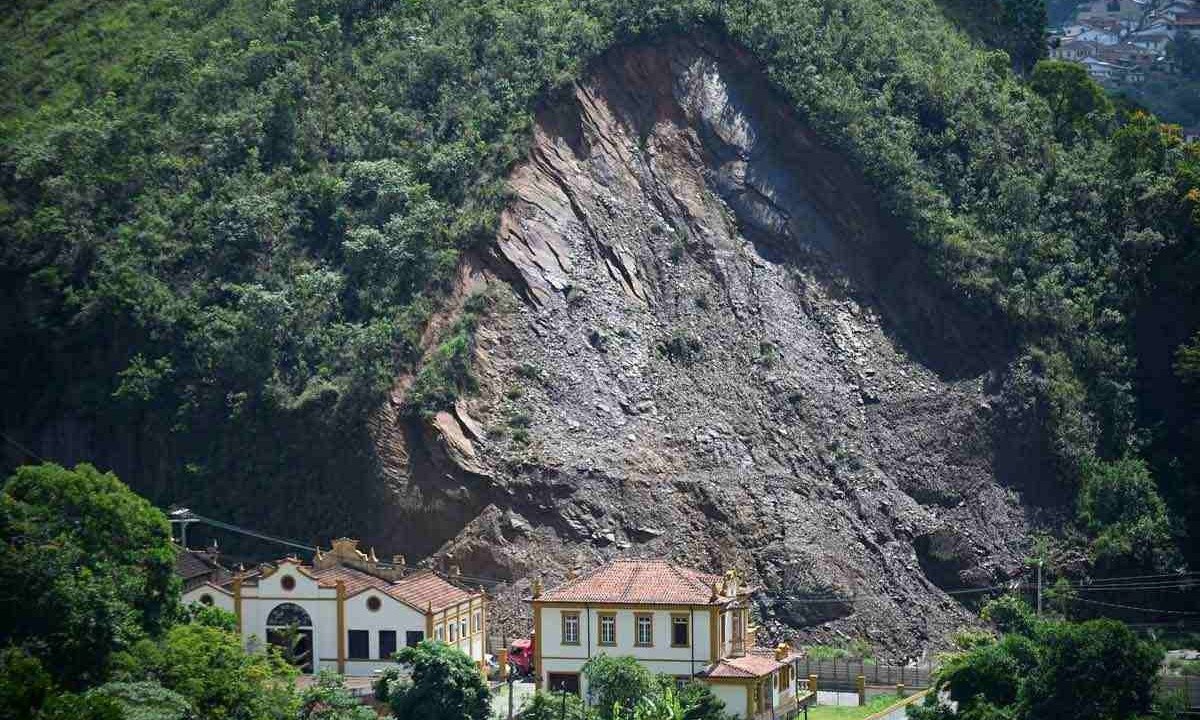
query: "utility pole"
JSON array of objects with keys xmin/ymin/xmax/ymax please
[{"xmin": 507, "ymin": 666, "xmax": 515, "ymax": 720}]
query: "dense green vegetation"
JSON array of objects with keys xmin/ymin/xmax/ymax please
[
  {"xmin": 911, "ymin": 597, "xmax": 1176, "ymax": 720},
  {"xmin": 0, "ymin": 0, "xmax": 1197, "ymax": 578},
  {"xmin": 935, "ymin": 0, "xmax": 1047, "ymax": 72},
  {"xmin": 0, "ymin": 462, "xmax": 314, "ymax": 719},
  {"xmin": 373, "ymin": 641, "xmax": 492, "ymax": 720},
  {"xmin": 518, "ymin": 655, "xmax": 734, "ymax": 720}
]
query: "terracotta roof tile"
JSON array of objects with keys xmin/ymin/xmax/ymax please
[
  {"xmin": 388, "ymin": 570, "xmax": 474, "ymax": 612},
  {"xmin": 539, "ymin": 560, "xmax": 728, "ymax": 605},
  {"xmin": 306, "ymin": 566, "xmax": 473, "ymax": 612},
  {"xmin": 702, "ymin": 652, "xmax": 787, "ymax": 678},
  {"xmin": 308, "ymin": 565, "xmax": 392, "ymax": 595}
]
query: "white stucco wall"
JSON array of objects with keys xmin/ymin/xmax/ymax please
[
  {"xmin": 537, "ymin": 605, "xmax": 718, "ymax": 696},
  {"xmin": 181, "ymin": 561, "xmax": 486, "ymax": 676},
  {"xmin": 240, "ymin": 563, "xmax": 340, "ymax": 671},
  {"xmin": 341, "ymin": 590, "xmax": 427, "ymax": 674},
  {"xmin": 711, "ymin": 684, "xmax": 748, "ymax": 718},
  {"xmin": 181, "ymin": 583, "xmax": 234, "ymax": 613},
  {"xmin": 430, "ymin": 597, "xmax": 486, "ymax": 664}
]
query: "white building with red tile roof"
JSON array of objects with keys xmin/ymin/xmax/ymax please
[
  {"xmin": 179, "ymin": 538, "xmax": 486, "ymax": 676},
  {"xmin": 530, "ymin": 559, "xmax": 810, "ymax": 719}
]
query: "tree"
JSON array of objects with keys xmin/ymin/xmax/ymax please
[
  {"xmin": 1029, "ymin": 60, "xmax": 1114, "ymax": 143},
  {"xmin": 1019, "ymin": 619, "xmax": 1160, "ymax": 720},
  {"xmin": 1177, "ymin": 331, "xmax": 1200, "ymax": 385},
  {"xmin": 980, "ymin": 596, "xmax": 1039, "ymax": 637},
  {"xmin": 113, "ymin": 621, "xmax": 298, "ymax": 720},
  {"xmin": 0, "ymin": 463, "xmax": 178, "ymax": 688},
  {"xmin": 385, "ymin": 641, "xmax": 490, "ymax": 720},
  {"xmin": 1168, "ymin": 34, "xmax": 1200, "ymax": 80},
  {"xmin": 298, "ymin": 671, "xmax": 376, "ymax": 720},
  {"xmin": 0, "ymin": 647, "xmax": 56, "ymax": 720},
  {"xmin": 1002, "ymin": 0, "xmax": 1048, "ymax": 72},
  {"xmin": 678, "ymin": 681, "xmax": 734, "ymax": 720},
  {"xmin": 1076, "ymin": 456, "xmax": 1177, "ymax": 571},
  {"xmin": 87, "ymin": 682, "xmax": 192, "ymax": 720},
  {"xmin": 937, "ymin": 635, "xmax": 1039, "ymax": 713},
  {"xmin": 912, "ymin": 613, "xmax": 1163, "ymax": 720},
  {"xmin": 582, "ymin": 655, "xmax": 657, "ymax": 719}
]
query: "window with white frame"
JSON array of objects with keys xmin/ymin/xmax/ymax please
[
  {"xmin": 635, "ymin": 613, "xmax": 653, "ymax": 646},
  {"xmin": 599, "ymin": 613, "xmax": 616, "ymax": 645},
  {"xmin": 473, "ymin": 610, "xmax": 481, "ymax": 633},
  {"xmin": 561, "ymin": 611, "xmax": 580, "ymax": 645}
]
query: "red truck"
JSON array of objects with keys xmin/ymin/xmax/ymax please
[{"xmin": 508, "ymin": 637, "xmax": 535, "ymax": 677}]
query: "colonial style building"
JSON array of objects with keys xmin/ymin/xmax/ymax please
[
  {"xmin": 179, "ymin": 538, "xmax": 486, "ymax": 676},
  {"xmin": 530, "ymin": 560, "xmax": 809, "ymax": 719}
]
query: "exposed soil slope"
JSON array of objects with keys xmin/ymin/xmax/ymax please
[{"xmin": 378, "ymin": 34, "xmax": 1039, "ymax": 656}]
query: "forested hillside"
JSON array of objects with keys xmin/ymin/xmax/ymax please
[{"xmin": 1, "ymin": 0, "xmax": 1197, "ymax": 592}]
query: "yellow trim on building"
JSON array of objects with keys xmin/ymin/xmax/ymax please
[
  {"xmin": 336, "ymin": 581, "xmax": 346, "ymax": 674},
  {"xmin": 533, "ymin": 601, "xmax": 544, "ymax": 689},
  {"xmin": 232, "ymin": 577, "xmax": 243, "ymax": 634},
  {"xmin": 709, "ymin": 607, "xmax": 719, "ymax": 660}
]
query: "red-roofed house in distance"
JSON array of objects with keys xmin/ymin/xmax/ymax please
[
  {"xmin": 179, "ymin": 537, "xmax": 486, "ymax": 676},
  {"xmin": 529, "ymin": 559, "xmax": 812, "ymax": 719}
]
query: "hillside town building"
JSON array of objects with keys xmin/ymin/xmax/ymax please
[
  {"xmin": 1049, "ymin": 0, "xmax": 1200, "ymax": 85},
  {"xmin": 529, "ymin": 560, "xmax": 811, "ymax": 719},
  {"xmin": 178, "ymin": 538, "xmax": 486, "ymax": 676}
]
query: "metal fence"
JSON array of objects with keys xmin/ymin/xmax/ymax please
[{"xmin": 799, "ymin": 658, "xmax": 1199, "ymax": 710}]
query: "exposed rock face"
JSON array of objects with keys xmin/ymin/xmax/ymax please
[{"xmin": 376, "ymin": 34, "xmax": 1037, "ymax": 656}]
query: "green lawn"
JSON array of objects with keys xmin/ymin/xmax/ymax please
[{"xmin": 805, "ymin": 694, "xmax": 905, "ymax": 720}]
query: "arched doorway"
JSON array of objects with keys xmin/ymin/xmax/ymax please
[{"xmin": 266, "ymin": 602, "xmax": 314, "ymax": 673}]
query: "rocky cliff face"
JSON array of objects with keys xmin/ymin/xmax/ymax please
[{"xmin": 376, "ymin": 34, "xmax": 1038, "ymax": 656}]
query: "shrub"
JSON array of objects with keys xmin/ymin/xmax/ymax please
[
  {"xmin": 659, "ymin": 331, "xmax": 703, "ymax": 366},
  {"xmin": 581, "ymin": 655, "xmax": 656, "ymax": 719},
  {"xmin": 386, "ymin": 641, "xmax": 490, "ymax": 720}
]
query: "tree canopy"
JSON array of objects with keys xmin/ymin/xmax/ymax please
[
  {"xmin": 0, "ymin": 462, "xmax": 178, "ymax": 688},
  {"xmin": 912, "ymin": 599, "xmax": 1169, "ymax": 720},
  {"xmin": 0, "ymin": 0, "xmax": 1197, "ymax": 580},
  {"xmin": 382, "ymin": 641, "xmax": 491, "ymax": 720},
  {"xmin": 0, "ymin": 462, "xmax": 344, "ymax": 720}
]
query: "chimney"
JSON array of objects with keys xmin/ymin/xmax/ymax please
[
  {"xmin": 531, "ymin": 576, "xmax": 544, "ymax": 598},
  {"xmin": 775, "ymin": 643, "xmax": 789, "ymax": 662}
]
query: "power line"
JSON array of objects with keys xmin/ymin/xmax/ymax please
[
  {"xmin": 187, "ymin": 513, "xmax": 318, "ymax": 554},
  {"xmin": 177, "ymin": 510, "xmax": 507, "ymax": 587},
  {"xmin": 1075, "ymin": 571, "xmax": 1200, "ymax": 585},
  {"xmin": 176, "ymin": 510, "xmax": 1200, "ymax": 601},
  {"xmin": 0, "ymin": 431, "xmax": 46, "ymax": 463},
  {"xmin": 1067, "ymin": 596, "xmax": 1200, "ymax": 616}
]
